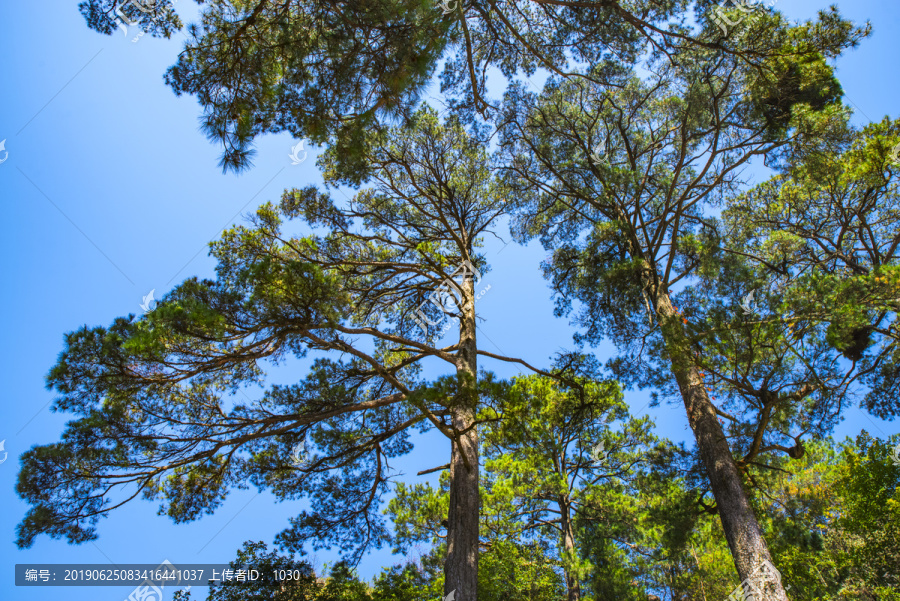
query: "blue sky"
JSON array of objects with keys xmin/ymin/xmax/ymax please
[{"xmin": 1, "ymin": 1, "xmax": 898, "ymax": 599}]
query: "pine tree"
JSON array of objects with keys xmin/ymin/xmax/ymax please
[
  {"xmin": 77, "ymin": 0, "xmax": 738, "ymax": 176},
  {"xmin": 497, "ymin": 10, "xmax": 867, "ymax": 595},
  {"xmin": 389, "ymin": 374, "xmax": 666, "ymax": 601},
  {"xmin": 16, "ymin": 107, "xmax": 554, "ymax": 598}
]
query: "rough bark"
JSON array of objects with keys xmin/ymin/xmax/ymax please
[
  {"xmin": 559, "ymin": 495, "xmax": 582, "ymax": 601},
  {"xmin": 445, "ymin": 275, "xmax": 480, "ymax": 601},
  {"xmin": 656, "ymin": 293, "xmax": 789, "ymax": 599}
]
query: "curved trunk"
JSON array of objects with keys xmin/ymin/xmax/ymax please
[
  {"xmin": 656, "ymin": 293, "xmax": 789, "ymax": 600},
  {"xmin": 445, "ymin": 275, "xmax": 480, "ymax": 601}
]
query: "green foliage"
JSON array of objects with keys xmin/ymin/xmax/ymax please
[
  {"xmin": 317, "ymin": 562, "xmax": 372, "ymax": 601},
  {"xmin": 755, "ymin": 436, "xmax": 900, "ymax": 600},
  {"xmin": 371, "ymin": 564, "xmax": 433, "ymax": 601},
  {"xmin": 744, "ymin": 10, "xmax": 857, "ymax": 138},
  {"xmin": 16, "ymin": 107, "xmax": 516, "ymax": 565},
  {"xmin": 192, "ymin": 434, "xmax": 899, "ymax": 601},
  {"xmin": 46, "ymin": 4, "xmax": 897, "ymax": 598},
  {"xmin": 478, "ymin": 539, "xmax": 565, "ymax": 601},
  {"xmin": 501, "ymin": 7, "xmax": 866, "ymax": 387},
  {"xmin": 723, "ymin": 116, "xmax": 900, "ymax": 419},
  {"xmin": 389, "ymin": 374, "xmax": 674, "ymax": 599},
  {"xmin": 76, "ymin": 0, "xmax": 687, "ymax": 175}
]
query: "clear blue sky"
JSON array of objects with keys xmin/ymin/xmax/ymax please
[{"xmin": 1, "ymin": 1, "xmax": 897, "ymax": 600}]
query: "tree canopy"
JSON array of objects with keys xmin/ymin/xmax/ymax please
[{"xmin": 17, "ymin": 1, "xmax": 897, "ymax": 599}]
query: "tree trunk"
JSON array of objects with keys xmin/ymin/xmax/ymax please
[
  {"xmin": 445, "ymin": 274, "xmax": 480, "ymax": 601},
  {"xmin": 656, "ymin": 293, "xmax": 788, "ymax": 599},
  {"xmin": 558, "ymin": 495, "xmax": 582, "ymax": 601}
]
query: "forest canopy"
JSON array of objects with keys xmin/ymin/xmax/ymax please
[{"xmin": 12, "ymin": 2, "xmax": 900, "ymax": 601}]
